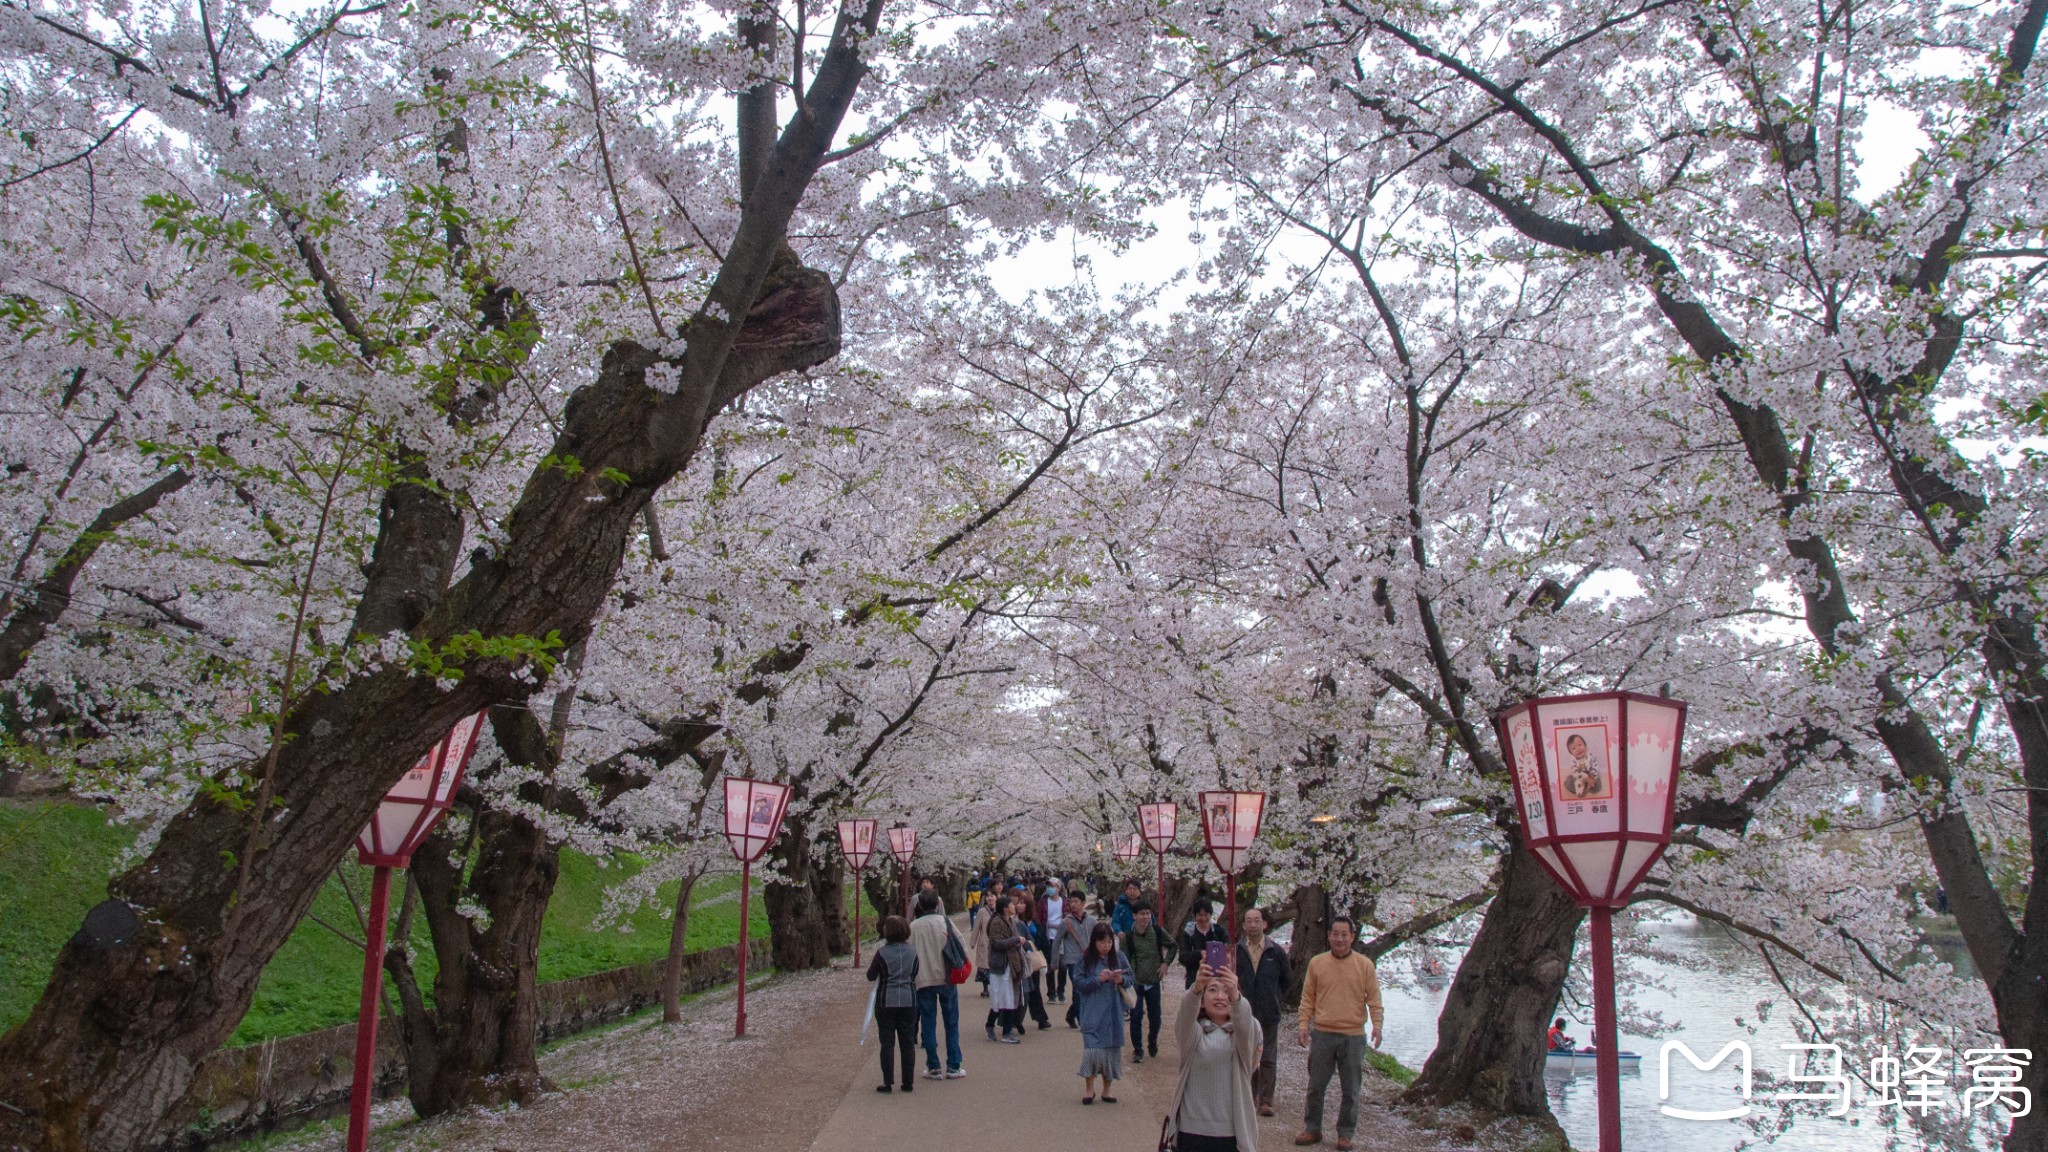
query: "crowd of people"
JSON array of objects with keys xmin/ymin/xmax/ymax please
[{"xmin": 861, "ymin": 872, "xmax": 1388, "ymax": 1152}]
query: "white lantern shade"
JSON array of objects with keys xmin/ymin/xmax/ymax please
[
  {"xmin": 1138, "ymin": 802, "xmax": 1177, "ymax": 853},
  {"xmin": 1497, "ymin": 691, "xmax": 1685, "ymax": 906},
  {"xmin": 888, "ymin": 826, "xmax": 916, "ymax": 866},
  {"xmin": 837, "ymin": 818, "xmax": 877, "ymax": 869},
  {"xmin": 723, "ymin": 777, "xmax": 792, "ymax": 863},
  {"xmin": 1198, "ymin": 790, "xmax": 1265, "ymax": 874},
  {"xmin": 1114, "ymin": 833, "xmax": 1143, "ymax": 861},
  {"xmin": 357, "ymin": 711, "xmax": 488, "ymax": 867}
]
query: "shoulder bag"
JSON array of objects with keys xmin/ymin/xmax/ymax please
[{"xmin": 943, "ymin": 922, "xmax": 972, "ymax": 984}]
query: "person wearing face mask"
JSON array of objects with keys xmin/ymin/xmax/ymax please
[{"xmin": 1162, "ymin": 961, "xmax": 1260, "ymax": 1152}]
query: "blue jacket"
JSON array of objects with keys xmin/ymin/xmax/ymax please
[
  {"xmin": 1110, "ymin": 896, "xmax": 1135, "ymax": 935},
  {"xmin": 1073, "ymin": 949, "xmax": 1132, "ymax": 1050}
]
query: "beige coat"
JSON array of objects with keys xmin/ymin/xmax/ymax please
[
  {"xmin": 969, "ymin": 908, "xmax": 991, "ymax": 967},
  {"xmin": 1163, "ymin": 989, "xmax": 1260, "ymax": 1150}
]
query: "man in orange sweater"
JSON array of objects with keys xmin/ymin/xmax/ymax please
[{"xmin": 1293, "ymin": 916, "xmax": 1383, "ymax": 1150}]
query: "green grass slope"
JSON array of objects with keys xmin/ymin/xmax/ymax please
[{"xmin": 1, "ymin": 799, "xmax": 855, "ymax": 1045}]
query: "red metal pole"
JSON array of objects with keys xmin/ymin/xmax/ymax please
[
  {"xmin": 852, "ymin": 864, "xmax": 862, "ymax": 966},
  {"xmin": 736, "ymin": 858, "xmax": 751, "ymax": 1038},
  {"xmin": 901, "ymin": 858, "xmax": 911, "ymax": 922},
  {"xmin": 1589, "ymin": 905, "xmax": 1622, "ymax": 1152},
  {"xmin": 346, "ymin": 864, "xmax": 393, "ymax": 1152},
  {"xmin": 1156, "ymin": 852, "xmax": 1165, "ymax": 919},
  {"xmin": 1224, "ymin": 870, "xmax": 1236, "ymax": 945}
]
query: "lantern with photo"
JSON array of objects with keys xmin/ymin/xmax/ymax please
[
  {"xmin": 1495, "ymin": 691, "xmax": 1684, "ymax": 1152},
  {"xmin": 723, "ymin": 777, "xmax": 791, "ymax": 1038},
  {"xmin": 1197, "ymin": 790, "xmax": 1264, "ymax": 943},
  {"xmin": 1138, "ymin": 801, "xmax": 1176, "ymax": 909},
  {"xmin": 837, "ymin": 818, "xmax": 877, "ymax": 964}
]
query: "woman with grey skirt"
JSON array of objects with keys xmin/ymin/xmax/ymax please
[{"xmin": 1071, "ymin": 921, "xmax": 1130, "ymax": 1104}]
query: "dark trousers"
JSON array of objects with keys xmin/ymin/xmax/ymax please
[
  {"xmin": 1064, "ymin": 965, "xmax": 1081, "ymax": 1025},
  {"xmin": 1175, "ymin": 1134, "xmax": 1243, "ymax": 1152},
  {"xmin": 1253, "ymin": 1015, "xmax": 1279, "ymax": 1107},
  {"xmin": 1026, "ymin": 969, "xmax": 1050, "ymax": 1025},
  {"xmin": 1128, "ymin": 982, "xmax": 1163, "ymax": 1053},
  {"xmin": 1049, "ymin": 962, "xmax": 1068, "ymax": 999},
  {"xmin": 876, "ymin": 1005, "xmax": 916, "ymax": 1087}
]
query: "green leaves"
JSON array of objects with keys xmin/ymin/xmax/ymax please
[{"xmin": 405, "ymin": 629, "xmax": 567, "ymax": 681}]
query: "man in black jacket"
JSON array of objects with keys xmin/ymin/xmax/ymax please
[
  {"xmin": 1235, "ymin": 906, "xmax": 1293, "ymax": 1115},
  {"xmin": 1178, "ymin": 902, "xmax": 1229, "ymax": 988}
]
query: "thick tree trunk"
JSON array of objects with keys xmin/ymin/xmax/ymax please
[
  {"xmin": 661, "ymin": 872, "xmax": 702, "ymax": 1023},
  {"xmin": 763, "ymin": 814, "xmax": 835, "ymax": 972},
  {"xmin": 816, "ymin": 857, "xmax": 850, "ymax": 957},
  {"xmin": 1402, "ymin": 843, "xmax": 1581, "ymax": 1120},
  {"xmin": 1285, "ymin": 883, "xmax": 1329, "ymax": 1009},
  {"xmin": 388, "ymin": 797, "xmax": 561, "ymax": 1116},
  {"xmin": 1159, "ymin": 869, "xmax": 1204, "ymax": 935}
]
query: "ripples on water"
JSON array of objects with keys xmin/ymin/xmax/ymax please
[{"xmin": 1368, "ymin": 915, "xmax": 1999, "ymax": 1152}]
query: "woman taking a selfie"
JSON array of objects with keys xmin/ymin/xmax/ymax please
[
  {"xmin": 1162, "ymin": 962, "xmax": 1260, "ymax": 1152},
  {"xmin": 1071, "ymin": 921, "xmax": 1130, "ymax": 1104}
]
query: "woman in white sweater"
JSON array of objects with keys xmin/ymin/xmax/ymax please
[{"xmin": 1162, "ymin": 963, "xmax": 1260, "ymax": 1152}]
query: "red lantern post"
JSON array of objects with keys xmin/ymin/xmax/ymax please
[
  {"xmin": 837, "ymin": 818, "xmax": 877, "ymax": 964},
  {"xmin": 1197, "ymin": 790, "xmax": 1264, "ymax": 943},
  {"xmin": 347, "ymin": 712, "xmax": 488, "ymax": 1152},
  {"xmin": 1138, "ymin": 801, "xmax": 1176, "ymax": 912},
  {"xmin": 1495, "ymin": 692, "xmax": 1685, "ymax": 1152},
  {"xmin": 887, "ymin": 826, "xmax": 916, "ymax": 921},
  {"xmin": 723, "ymin": 777, "xmax": 792, "ymax": 1039}
]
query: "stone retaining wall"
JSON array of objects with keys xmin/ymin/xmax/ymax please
[{"xmin": 158, "ymin": 938, "xmax": 773, "ymax": 1150}]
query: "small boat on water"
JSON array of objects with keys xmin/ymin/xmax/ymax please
[{"xmin": 1545, "ymin": 1048, "xmax": 1642, "ymax": 1071}]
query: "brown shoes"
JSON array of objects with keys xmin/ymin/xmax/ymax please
[
  {"xmin": 1294, "ymin": 1134, "xmax": 1322, "ymax": 1146},
  {"xmin": 1258, "ymin": 1104, "xmax": 1276, "ymax": 1117},
  {"xmin": 1334, "ymin": 1140, "xmax": 1354, "ymax": 1151}
]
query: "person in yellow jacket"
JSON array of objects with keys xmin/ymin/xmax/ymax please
[{"xmin": 1292, "ymin": 917, "xmax": 1382, "ymax": 1151}]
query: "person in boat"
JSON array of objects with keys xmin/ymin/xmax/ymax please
[{"xmin": 1547, "ymin": 1018, "xmax": 1576, "ymax": 1052}]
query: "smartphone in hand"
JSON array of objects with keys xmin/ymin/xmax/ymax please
[{"xmin": 1205, "ymin": 941, "xmax": 1231, "ymax": 974}]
